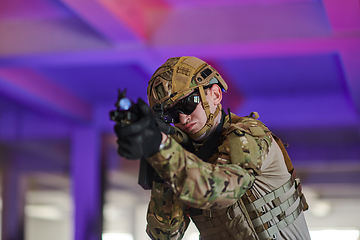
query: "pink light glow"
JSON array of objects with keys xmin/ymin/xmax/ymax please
[
  {"xmin": 98, "ymin": 0, "xmax": 170, "ymax": 39},
  {"xmin": 322, "ymin": 0, "xmax": 360, "ymax": 32}
]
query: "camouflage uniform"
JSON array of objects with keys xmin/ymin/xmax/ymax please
[
  {"xmin": 145, "ymin": 113, "xmax": 310, "ymax": 240},
  {"xmin": 143, "ymin": 56, "xmax": 310, "ymax": 240}
]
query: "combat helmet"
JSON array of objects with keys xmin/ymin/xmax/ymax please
[{"xmin": 147, "ymin": 56, "xmax": 228, "ymax": 139}]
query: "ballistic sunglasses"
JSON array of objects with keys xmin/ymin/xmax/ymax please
[{"xmin": 166, "ymin": 91, "xmax": 201, "ymax": 123}]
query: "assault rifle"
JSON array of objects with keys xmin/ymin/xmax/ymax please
[{"xmin": 109, "ymin": 89, "xmax": 173, "ymax": 190}]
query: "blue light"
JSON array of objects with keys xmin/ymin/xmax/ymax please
[{"xmin": 119, "ymin": 98, "xmax": 132, "ymax": 111}]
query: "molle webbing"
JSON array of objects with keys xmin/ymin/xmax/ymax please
[
  {"xmin": 245, "ymin": 176, "xmax": 296, "ymax": 213},
  {"xmin": 271, "ymin": 134, "xmax": 309, "ymax": 211},
  {"xmin": 190, "ymin": 201, "xmax": 259, "ymax": 240},
  {"xmin": 257, "ymin": 200, "xmax": 303, "ymax": 240},
  {"xmin": 224, "ymin": 113, "xmax": 308, "ymax": 239},
  {"xmin": 243, "ymin": 175, "xmax": 305, "ymax": 240}
]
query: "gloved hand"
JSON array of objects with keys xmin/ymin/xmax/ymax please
[
  {"xmin": 154, "ymin": 116, "xmax": 176, "ymax": 135},
  {"xmin": 114, "ymin": 98, "xmax": 162, "ymax": 160}
]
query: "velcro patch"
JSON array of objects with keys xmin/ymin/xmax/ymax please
[{"xmin": 177, "ymin": 67, "xmax": 190, "ymax": 76}]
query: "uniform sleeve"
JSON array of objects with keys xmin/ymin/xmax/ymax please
[
  {"xmin": 146, "ymin": 136, "xmax": 256, "ymax": 210},
  {"xmin": 146, "ymin": 182, "xmax": 190, "ymax": 240}
]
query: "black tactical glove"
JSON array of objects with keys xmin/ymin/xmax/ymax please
[
  {"xmin": 114, "ymin": 98, "xmax": 162, "ymax": 160},
  {"xmin": 154, "ymin": 116, "xmax": 176, "ymax": 135}
]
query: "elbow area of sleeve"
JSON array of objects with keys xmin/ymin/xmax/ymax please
[{"xmin": 178, "ymin": 163, "xmax": 255, "ymax": 209}]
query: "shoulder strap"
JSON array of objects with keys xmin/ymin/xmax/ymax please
[
  {"xmin": 224, "ymin": 112, "xmax": 270, "ymax": 137},
  {"xmin": 223, "ymin": 112, "xmax": 272, "ymax": 176}
]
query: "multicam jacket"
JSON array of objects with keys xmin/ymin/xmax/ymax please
[{"xmin": 146, "ymin": 113, "xmax": 310, "ymax": 240}]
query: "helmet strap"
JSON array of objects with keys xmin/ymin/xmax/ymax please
[
  {"xmin": 188, "ymin": 86, "xmax": 222, "ymax": 140},
  {"xmin": 198, "ymin": 85, "xmax": 211, "ymax": 117}
]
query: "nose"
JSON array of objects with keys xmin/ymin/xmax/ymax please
[{"xmin": 178, "ymin": 113, "xmax": 190, "ymax": 125}]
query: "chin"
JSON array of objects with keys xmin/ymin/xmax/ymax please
[{"xmin": 189, "ymin": 127, "xmax": 200, "ymax": 134}]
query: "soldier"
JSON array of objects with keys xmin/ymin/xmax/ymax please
[{"xmin": 114, "ymin": 56, "xmax": 311, "ymax": 240}]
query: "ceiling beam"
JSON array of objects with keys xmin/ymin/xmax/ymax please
[
  {"xmin": 97, "ymin": 0, "xmax": 170, "ymax": 40},
  {"xmin": 0, "ymin": 18, "xmax": 111, "ymax": 56},
  {"xmin": 340, "ymin": 48, "xmax": 360, "ymax": 116},
  {"xmin": 166, "ymin": 0, "xmax": 315, "ymax": 8},
  {"xmin": 58, "ymin": 0, "xmax": 169, "ymax": 43},
  {"xmin": 59, "ymin": 0, "xmax": 139, "ymax": 43},
  {"xmin": 322, "ymin": 0, "xmax": 360, "ymax": 33},
  {"xmin": 154, "ymin": 35, "xmax": 360, "ymax": 59},
  {"xmin": 1, "ymin": 34, "xmax": 358, "ymax": 66},
  {"xmin": 0, "ymin": 67, "xmax": 92, "ymax": 122}
]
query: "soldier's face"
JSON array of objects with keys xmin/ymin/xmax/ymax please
[
  {"xmin": 174, "ymin": 85, "xmax": 220, "ymax": 134},
  {"xmin": 174, "ymin": 99, "xmax": 208, "ymax": 134}
]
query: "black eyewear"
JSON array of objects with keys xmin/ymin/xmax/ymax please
[{"xmin": 166, "ymin": 92, "xmax": 201, "ymax": 123}]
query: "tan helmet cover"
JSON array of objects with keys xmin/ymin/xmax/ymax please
[
  {"xmin": 147, "ymin": 56, "xmax": 228, "ymax": 109},
  {"xmin": 147, "ymin": 56, "xmax": 228, "ymax": 139}
]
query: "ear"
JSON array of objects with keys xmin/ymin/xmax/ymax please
[{"xmin": 210, "ymin": 84, "xmax": 222, "ymax": 105}]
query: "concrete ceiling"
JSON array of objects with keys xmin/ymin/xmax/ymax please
[{"xmin": 0, "ymin": 0, "xmax": 360, "ymax": 189}]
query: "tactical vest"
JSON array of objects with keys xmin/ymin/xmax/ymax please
[{"xmin": 188, "ymin": 112, "xmax": 308, "ymax": 240}]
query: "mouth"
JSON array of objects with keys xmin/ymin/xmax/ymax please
[{"xmin": 184, "ymin": 123, "xmax": 196, "ymax": 132}]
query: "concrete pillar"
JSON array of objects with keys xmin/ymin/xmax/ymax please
[
  {"xmin": 134, "ymin": 203, "xmax": 149, "ymax": 240},
  {"xmin": 1, "ymin": 155, "xmax": 26, "ymax": 240},
  {"xmin": 71, "ymin": 128, "xmax": 104, "ymax": 240}
]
